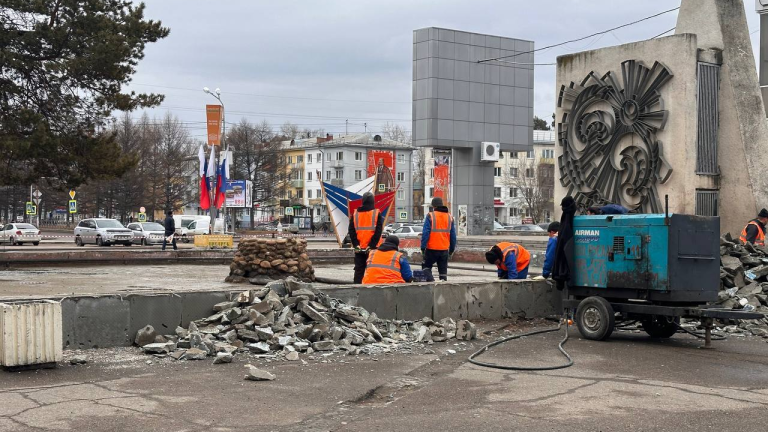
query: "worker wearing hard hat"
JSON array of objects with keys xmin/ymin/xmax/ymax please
[
  {"xmin": 485, "ymin": 242, "xmax": 531, "ymax": 280},
  {"xmin": 740, "ymin": 208, "xmax": 768, "ymax": 246},
  {"xmin": 362, "ymin": 235, "xmax": 413, "ymax": 284}
]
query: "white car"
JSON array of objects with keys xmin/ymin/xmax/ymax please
[
  {"xmin": 74, "ymin": 218, "xmax": 133, "ymax": 247},
  {"xmin": 0, "ymin": 223, "xmax": 41, "ymax": 246},
  {"xmin": 127, "ymin": 222, "xmax": 166, "ymax": 246},
  {"xmin": 392, "ymin": 225, "xmax": 423, "ymax": 239}
]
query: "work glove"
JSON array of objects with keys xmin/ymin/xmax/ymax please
[
  {"xmin": 354, "ymin": 246, "xmax": 362, "ymax": 253},
  {"xmin": 449, "ymin": 251, "xmax": 455, "ymax": 259}
]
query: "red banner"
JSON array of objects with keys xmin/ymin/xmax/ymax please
[
  {"xmin": 434, "ymin": 155, "xmax": 450, "ymax": 209},
  {"xmin": 367, "ymin": 150, "xmax": 395, "ymax": 194}
]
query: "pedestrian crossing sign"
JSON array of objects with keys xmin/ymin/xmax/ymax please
[
  {"xmin": 25, "ymin": 202, "xmax": 36, "ymax": 215},
  {"xmin": 138, "ymin": 212, "xmax": 147, "ymax": 222},
  {"xmin": 68, "ymin": 200, "xmax": 77, "ymax": 214}
]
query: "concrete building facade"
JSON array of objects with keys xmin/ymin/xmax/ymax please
[
  {"xmin": 554, "ymin": 0, "xmax": 768, "ymax": 235},
  {"xmin": 413, "ymin": 27, "xmax": 534, "ymax": 235}
]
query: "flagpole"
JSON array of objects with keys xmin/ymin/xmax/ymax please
[{"xmin": 319, "ymin": 179, "xmax": 343, "ymax": 248}]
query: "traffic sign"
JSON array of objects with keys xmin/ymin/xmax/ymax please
[
  {"xmin": 140, "ymin": 206, "xmax": 146, "ymax": 213},
  {"xmin": 378, "ymin": 184, "xmax": 385, "ymax": 192},
  {"xmin": 32, "ymin": 189, "xmax": 41, "ymax": 199},
  {"xmin": 33, "ymin": 198, "xmax": 41, "ymax": 206},
  {"xmin": 284, "ymin": 207, "xmax": 294, "ymax": 216},
  {"xmin": 138, "ymin": 212, "xmax": 147, "ymax": 222},
  {"xmin": 68, "ymin": 200, "xmax": 77, "ymax": 214},
  {"xmin": 69, "ymin": 190, "xmax": 76, "ymax": 199},
  {"xmin": 25, "ymin": 202, "xmax": 36, "ymax": 215}
]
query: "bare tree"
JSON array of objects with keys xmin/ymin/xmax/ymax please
[
  {"xmin": 300, "ymin": 127, "xmax": 325, "ymax": 139},
  {"xmin": 381, "ymin": 122, "xmax": 410, "ymax": 143},
  {"xmin": 503, "ymin": 159, "xmax": 554, "ymax": 224},
  {"xmin": 280, "ymin": 122, "xmax": 300, "ymax": 140},
  {"xmin": 153, "ymin": 113, "xmax": 195, "ymax": 213}
]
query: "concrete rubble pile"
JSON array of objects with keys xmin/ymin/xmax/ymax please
[
  {"xmin": 715, "ymin": 233, "xmax": 768, "ymax": 336},
  {"xmin": 135, "ymin": 277, "xmax": 476, "ymax": 363},
  {"xmin": 225, "ymin": 237, "xmax": 315, "ymax": 284}
]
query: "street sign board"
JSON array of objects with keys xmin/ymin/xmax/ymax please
[
  {"xmin": 138, "ymin": 212, "xmax": 147, "ymax": 222},
  {"xmin": 399, "ymin": 211, "xmax": 408, "ymax": 220},
  {"xmin": 378, "ymin": 184, "xmax": 385, "ymax": 192},
  {"xmin": 68, "ymin": 200, "xmax": 77, "ymax": 214},
  {"xmin": 33, "ymin": 198, "xmax": 41, "ymax": 205},
  {"xmin": 140, "ymin": 206, "xmax": 146, "ymax": 213},
  {"xmin": 284, "ymin": 207, "xmax": 294, "ymax": 216},
  {"xmin": 32, "ymin": 189, "xmax": 41, "ymax": 199},
  {"xmin": 25, "ymin": 202, "xmax": 36, "ymax": 215},
  {"xmin": 69, "ymin": 190, "xmax": 76, "ymax": 199}
]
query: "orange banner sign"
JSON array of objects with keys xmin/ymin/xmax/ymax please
[{"xmin": 206, "ymin": 105, "xmax": 222, "ymax": 146}]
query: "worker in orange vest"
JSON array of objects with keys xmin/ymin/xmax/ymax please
[
  {"xmin": 740, "ymin": 208, "xmax": 768, "ymax": 246},
  {"xmin": 362, "ymin": 235, "xmax": 413, "ymax": 284},
  {"xmin": 420, "ymin": 197, "xmax": 457, "ymax": 281},
  {"xmin": 485, "ymin": 242, "xmax": 531, "ymax": 280},
  {"xmin": 348, "ymin": 192, "xmax": 385, "ymax": 283}
]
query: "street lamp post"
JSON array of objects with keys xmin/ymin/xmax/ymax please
[{"xmin": 203, "ymin": 87, "xmax": 228, "ymax": 233}]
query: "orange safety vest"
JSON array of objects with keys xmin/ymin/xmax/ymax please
[
  {"xmin": 495, "ymin": 242, "xmax": 531, "ymax": 272},
  {"xmin": 426, "ymin": 211, "xmax": 453, "ymax": 251},
  {"xmin": 362, "ymin": 249, "xmax": 405, "ymax": 285},
  {"xmin": 740, "ymin": 221, "xmax": 766, "ymax": 246},
  {"xmin": 353, "ymin": 208, "xmax": 380, "ymax": 249}
]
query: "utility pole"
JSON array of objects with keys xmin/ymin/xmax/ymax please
[
  {"xmin": 345, "ymin": 119, "xmax": 348, "ymax": 136},
  {"xmin": 204, "ymin": 87, "xmax": 227, "ymax": 233}
]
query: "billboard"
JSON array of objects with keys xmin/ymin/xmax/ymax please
[
  {"xmin": 206, "ymin": 105, "xmax": 222, "ymax": 146},
  {"xmin": 225, "ymin": 180, "xmax": 251, "ymax": 208},
  {"xmin": 367, "ymin": 150, "xmax": 395, "ymax": 194},
  {"xmin": 433, "ymin": 151, "xmax": 451, "ymax": 209}
]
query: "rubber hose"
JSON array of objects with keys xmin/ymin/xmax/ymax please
[{"xmin": 468, "ymin": 320, "xmax": 574, "ymax": 371}]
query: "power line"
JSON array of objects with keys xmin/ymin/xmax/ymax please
[
  {"xmin": 650, "ymin": 27, "xmax": 676, "ymax": 39},
  {"xmin": 150, "ymin": 105, "xmax": 411, "ymax": 122},
  {"xmin": 479, "ymin": 6, "xmax": 680, "ymax": 63},
  {"xmin": 130, "ymin": 83, "xmax": 410, "ymax": 105}
]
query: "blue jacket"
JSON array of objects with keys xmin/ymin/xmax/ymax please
[
  {"xmin": 543, "ymin": 236, "xmax": 558, "ymax": 278},
  {"xmin": 498, "ymin": 250, "xmax": 519, "ymax": 279},
  {"xmin": 421, "ymin": 208, "xmax": 457, "ymax": 253},
  {"xmin": 399, "ymin": 255, "xmax": 413, "ymax": 282}
]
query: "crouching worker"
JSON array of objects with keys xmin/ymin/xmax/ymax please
[
  {"xmin": 485, "ymin": 242, "xmax": 530, "ymax": 280},
  {"xmin": 542, "ymin": 221, "xmax": 560, "ymax": 279},
  {"xmin": 362, "ymin": 235, "xmax": 413, "ymax": 284}
]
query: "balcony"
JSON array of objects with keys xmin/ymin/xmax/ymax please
[
  {"xmin": 331, "ymin": 160, "xmax": 344, "ymax": 168},
  {"xmin": 291, "ymin": 162, "xmax": 304, "ymax": 170},
  {"xmin": 291, "ymin": 179, "xmax": 304, "ymax": 188},
  {"xmin": 330, "ymin": 179, "xmax": 344, "ymax": 187}
]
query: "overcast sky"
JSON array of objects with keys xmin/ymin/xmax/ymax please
[{"xmin": 126, "ymin": 0, "xmax": 761, "ymax": 140}]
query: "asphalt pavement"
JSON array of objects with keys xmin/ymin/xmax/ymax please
[{"xmin": 1, "ymin": 321, "xmax": 767, "ymax": 431}]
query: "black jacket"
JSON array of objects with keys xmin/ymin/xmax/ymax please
[
  {"xmin": 164, "ymin": 216, "xmax": 175, "ymax": 236},
  {"xmin": 348, "ymin": 196, "xmax": 385, "ymax": 249},
  {"xmin": 552, "ymin": 196, "xmax": 576, "ymax": 290},
  {"xmin": 745, "ymin": 219, "xmax": 766, "ymax": 244}
]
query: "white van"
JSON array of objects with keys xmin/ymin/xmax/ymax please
[{"xmin": 173, "ymin": 215, "xmax": 210, "ymax": 242}]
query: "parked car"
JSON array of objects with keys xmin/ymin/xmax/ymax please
[
  {"xmin": 179, "ymin": 217, "xmax": 211, "ymax": 242},
  {"xmin": 506, "ymin": 225, "xmax": 546, "ymax": 233},
  {"xmin": 384, "ymin": 222, "xmax": 420, "ymax": 236},
  {"xmin": 74, "ymin": 218, "xmax": 133, "ymax": 246},
  {"xmin": 127, "ymin": 222, "xmax": 166, "ymax": 246},
  {"xmin": 0, "ymin": 223, "xmax": 41, "ymax": 245},
  {"xmin": 538, "ymin": 222, "xmax": 551, "ymax": 231},
  {"xmin": 392, "ymin": 225, "xmax": 423, "ymax": 239}
]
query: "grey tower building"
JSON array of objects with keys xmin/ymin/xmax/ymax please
[{"xmin": 413, "ymin": 27, "xmax": 534, "ymax": 234}]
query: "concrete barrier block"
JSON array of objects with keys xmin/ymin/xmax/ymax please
[
  {"xmin": 60, "ymin": 298, "xmax": 77, "ymax": 349},
  {"xmin": 180, "ymin": 291, "xmax": 230, "ymax": 328},
  {"xmin": 322, "ymin": 287, "xmax": 360, "ymax": 306},
  {"xmin": 467, "ymin": 282, "xmax": 504, "ymax": 319},
  {"xmin": 70, "ymin": 296, "xmax": 131, "ymax": 348},
  {"xmin": 128, "ymin": 294, "xmax": 183, "ymax": 337},
  {"xmin": 432, "ymin": 283, "xmax": 470, "ymax": 320},
  {"xmin": 357, "ymin": 286, "xmax": 398, "ymax": 319},
  {"xmin": 503, "ymin": 280, "xmax": 562, "ymax": 318},
  {"xmin": 396, "ymin": 284, "xmax": 433, "ymax": 320}
]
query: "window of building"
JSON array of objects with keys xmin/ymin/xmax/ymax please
[
  {"xmin": 494, "ymin": 167, "xmax": 501, "ymax": 177},
  {"xmin": 526, "ymin": 168, "xmax": 534, "ymax": 178},
  {"xmin": 429, "ymin": 187, "xmax": 434, "ymax": 198},
  {"xmin": 355, "ymin": 152, "xmax": 362, "ymax": 161},
  {"xmin": 336, "ymin": 152, "xmax": 344, "ymax": 160},
  {"xmin": 541, "ymin": 149, "xmax": 554, "ymax": 159},
  {"xmin": 297, "ymin": 190, "xmax": 303, "ymax": 199},
  {"xmin": 397, "ymin": 172, "xmax": 405, "ymax": 182},
  {"xmin": 525, "ymin": 188, "xmax": 533, "ymax": 199},
  {"xmin": 397, "ymin": 189, "xmax": 404, "ymax": 200},
  {"xmin": 510, "ymin": 152, "xmax": 518, "ymax": 159},
  {"xmin": 294, "ymin": 170, "xmax": 302, "ymax": 180},
  {"xmin": 510, "ymin": 167, "xmax": 518, "ymax": 177},
  {"xmin": 287, "ymin": 190, "xmax": 293, "ymax": 199},
  {"xmin": 509, "ymin": 208, "xmax": 518, "ymax": 217},
  {"xmin": 430, "ymin": 168, "xmax": 434, "ymax": 178},
  {"xmin": 307, "ymin": 154, "xmax": 312, "ymax": 163},
  {"xmin": 297, "ymin": 155, "xmax": 303, "ymax": 163},
  {"xmin": 326, "ymin": 153, "xmax": 332, "ymax": 161},
  {"xmin": 397, "ymin": 153, "xmax": 405, "ymax": 163},
  {"xmin": 307, "ymin": 189, "xmax": 313, "ymax": 199},
  {"xmin": 494, "ymin": 187, "xmax": 501, "ymax": 198},
  {"xmin": 307, "ymin": 171, "xmax": 312, "ymax": 181},
  {"xmin": 335, "ymin": 169, "xmax": 343, "ymax": 179},
  {"xmin": 326, "ymin": 170, "xmax": 331, "ymax": 180},
  {"xmin": 430, "ymin": 149, "xmax": 434, "ymax": 158},
  {"xmin": 287, "ymin": 155, "xmax": 293, "ymax": 164},
  {"xmin": 527, "ymin": 150, "xmax": 534, "ymax": 159},
  {"xmin": 510, "ymin": 188, "xmax": 517, "ymax": 198},
  {"xmin": 317, "ymin": 189, "xmax": 322, "ymax": 198},
  {"xmin": 317, "ymin": 153, "xmax": 321, "ymax": 162},
  {"xmin": 354, "ymin": 170, "xmax": 362, "ymax": 181},
  {"xmin": 525, "ymin": 207, "xmax": 532, "ymax": 217}
]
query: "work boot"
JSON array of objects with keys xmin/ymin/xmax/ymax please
[{"xmin": 439, "ymin": 274, "xmax": 447, "ymax": 282}]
